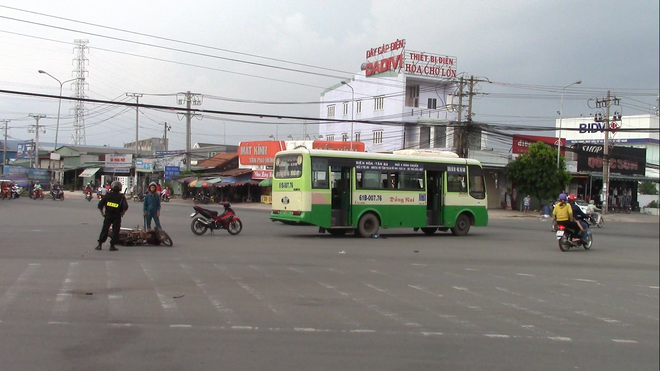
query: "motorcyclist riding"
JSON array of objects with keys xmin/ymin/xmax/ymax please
[
  {"xmin": 553, "ymin": 193, "xmax": 584, "ymax": 242},
  {"xmin": 33, "ymin": 181, "xmax": 42, "ymax": 198},
  {"xmin": 568, "ymin": 194, "xmax": 588, "ymax": 241}
]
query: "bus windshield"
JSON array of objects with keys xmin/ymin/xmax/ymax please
[{"xmin": 275, "ymin": 154, "xmax": 303, "ymax": 179}]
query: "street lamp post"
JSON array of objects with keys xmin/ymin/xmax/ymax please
[
  {"xmin": 557, "ymin": 80, "xmax": 582, "ymax": 169},
  {"xmin": 38, "ymin": 70, "xmax": 83, "ymax": 181},
  {"xmin": 341, "ymin": 81, "xmax": 354, "ymax": 151}
]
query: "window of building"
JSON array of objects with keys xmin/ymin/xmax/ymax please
[
  {"xmin": 433, "ymin": 126, "xmax": 447, "ymax": 148},
  {"xmin": 372, "ymin": 130, "xmax": 383, "ymax": 144},
  {"xmin": 419, "ymin": 126, "xmax": 431, "ymax": 149},
  {"xmin": 428, "ymin": 98, "xmax": 437, "ymax": 109},
  {"xmin": 343, "ymin": 102, "xmax": 349, "ymax": 116},
  {"xmin": 406, "ymin": 85, "xmax": 419, "ymax": 107},
  {"xmin": 354, "ymin": 132, "xmax": 361, "ymax": 142},
  {"xmin": 356, "ymin": 100, "xmax": 362, "ymax": 113},
  {"xmin": 374, "ymin": 96, "xmax": 384, "ymax": 111},
  {"xmin": 327, "ymin": 105, "xmax": 336, "ymax": 117},
  {"xmin": 342, "ymin": 133, "xmax": 348, "ymax": 142},
  {"xmin": 326, "ymin": 134, "xmax": 335, "ymax": 141}
]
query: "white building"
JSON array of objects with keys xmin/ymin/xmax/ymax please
[
  {"xmin": 319, "ymin": 40, "xmax": 486, "ymax": 154},
  {"xmin": 559, "ymin": 114, "xmax": 659, "ymax": 179}
]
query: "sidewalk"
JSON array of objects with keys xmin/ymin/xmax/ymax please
[{"xmin": 64, "ymin": 191, "xmax": 659, "ymax": 223}]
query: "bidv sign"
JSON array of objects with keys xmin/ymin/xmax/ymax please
[{"xmin": 578, "ymin": 122, "xmax": 614, "ymax": 134}]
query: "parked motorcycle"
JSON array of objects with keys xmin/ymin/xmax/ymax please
[
  {"xmin": 50, "ymin": 188, "xmax": 65, "ymax": 201},
  {"xmin": 555, "ymin": 222, "xmax": 593, "ymax": 252},
  {"xmin": 161, "ymin": 193, "xmax": 170, "ymax": 202},
  {"xmin": 193, "ymin": 193, "xmax": 211, "ymax": 205},
  {"xmin": 190, "ymin": 203, "xmax": 242, "ymax": 236}
]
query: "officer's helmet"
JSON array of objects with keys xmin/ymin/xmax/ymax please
[{"xmin": 111, "ymin": 181, "xmax": 122, "ymax": 191}]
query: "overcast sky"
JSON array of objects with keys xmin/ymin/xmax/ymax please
[{"xmin": 0, "ymin": 0, "xmax": 658, "ymax": 151}]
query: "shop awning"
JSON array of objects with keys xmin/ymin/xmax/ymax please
[
  {"xmin": 78, "ymin": 167, "xmax": 100, "ymax": 178},
  {"xmin": 177, "ymin": 176, "xmax": 197, "ymax": 183},
  {"xmin": 258, "ymin": 178, "xmax": 272, "ymax": 187},
  {"xmin": 587, "ymin": 174, "xmax": 659, "ymax": 183},
  {"xmin": 207, "ymin": 177, "xmax": 225, "ymax": 184}
]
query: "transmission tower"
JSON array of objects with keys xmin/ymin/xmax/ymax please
[{"xmin": 72, "ymin": 39, "xmax": 89, "ymax": 145}]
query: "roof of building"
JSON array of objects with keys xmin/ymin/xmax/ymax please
[
  {"xmin": 196, "ymin": 152, "xmax": 238, "ymax": 168},
  {"xmin": 58, "ymin": 145, "xmax": 143, "ymax": 155}
]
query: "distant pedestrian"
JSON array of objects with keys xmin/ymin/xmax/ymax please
[{"xmin": 523, "ymin": 195, "xmax": 531, "ymax": 214}]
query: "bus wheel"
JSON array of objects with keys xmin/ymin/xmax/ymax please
[
  {"xmin": 421, "ymin": 227, "xmax": 437, "ymax": 235},
  {"xmin": 357, "ymin": 213, "xmax": 379, "ymax": 238},
  {"xmin": 450, "ymin": 214, "xmax": 471, "ymax": 236}
]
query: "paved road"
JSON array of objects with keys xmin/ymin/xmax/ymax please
[{"xmin": 0, "ymin": 196, "xmax": 658, "ymax": 370}]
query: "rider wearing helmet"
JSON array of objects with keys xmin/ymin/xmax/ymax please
[
  {"xmin": 567, "ymin": 194, "xmax": 588, "ymax": 240},
  {"xmin": 553, "ymin": 193, "xmax": 582, "ymax": 242},
  {"xmin": 96, "ymin": 180, "xmax": 128, "ymax": 251},
  {"xmin": 143, "ymin": 182, "xmax": 162, "ymax": 230}
]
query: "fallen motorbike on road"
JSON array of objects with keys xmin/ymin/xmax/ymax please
[{"xmin": 190, "ymin": 203, "xmax": 242, "ymax": 236}]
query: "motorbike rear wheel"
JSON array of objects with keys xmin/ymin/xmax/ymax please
[
  {"xmin": 558, "ymin": 235, "xmax": 570, "ymax": 252},
  {"xmin": 227, "ymin": 219, "xmax": 243, "ymax": 235},
  {"xmin": 596, "ymin": 217, "xmax": 604, "ymax": 228},
  {"xmin": 583, "ymin": 234, "xmax": 592, "ymax": 250},
  {"xmin": 190, "ymin": 217, "xmax": 208, "ymax": 236}
]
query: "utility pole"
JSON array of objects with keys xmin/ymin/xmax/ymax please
[
  {"xmin": 127, "ymin": 93, "xmax": 142, "ymax": 189},
  {"xmin": 28, "ymin": 114, "xmax": 46, "ymax": 169},
  {"xmin": 595, "ymin": 91, "xmax": 620, "ymax": 215},
  {"xmin": 177, "ymin": 91, "xmax": 203, "ymax": 172},
  {"xmin": 456, "ymin": 76, "xmax": 476, "ymax": 158},
  {"xmin": 161, "ymin": 122, "xmax": 171, "ymax": 151},
  {"xmin": 1, "ymin": 119, "xmax": 9, "ymax": 166},
  {"xmin": 454, "ymin": 76, "xmax": 464, "ymax": 155}
]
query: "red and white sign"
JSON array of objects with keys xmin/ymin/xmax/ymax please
[
  {"xmin": 404, "ymin": 50, "xmax": 457, "ymax": 78},
  {"xmin": 239, "ymin": 141, "xmax": 285, "ymax": 165},
  {"xmin": 312, "ymin": 141, "xmax": 365, "ymax": 152},
  {"xmin": 252, "ymin": 169, "xmax": 273, "ymax": 179},
  {"xmin": 104, "ymin": 154, "xmax": 132, "ymax": 167},
  {"xmin": 512, "ymin": 135, "xmax": 565, "ymax": 155},
  {"xmin": 364, "ymin": 38, "xmax": 406, "ymax": 77}
]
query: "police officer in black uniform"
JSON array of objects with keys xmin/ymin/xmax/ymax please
[{"xmin": 96, "ymin": 181, "xmax": 128, "ymax": 251}]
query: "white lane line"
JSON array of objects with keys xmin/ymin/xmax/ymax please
[
  {"xmin": 575, "ymin": 311, "xmax": 624, "ymax": 325},
  {"xmin": 548, "ymin": 336, "xmax": 572, "ymax": 342},
  {"xmin": 50, "ymin": 262, "xmax": 80, "ymax": 324},
  {"xmin": 484, "ymin": 334, "xmax": 510, "ymax": 338},
  {"xmin": 421, "ymin": 332, "xmax": 443, "ymax": 336},
  {"xmin": 139, "ymin": 261, "xmax": 182, "ymax": 322},
  {"xmin": 571, "ymin": 278, "xmax": 599, "ymax": 283},
  {"xmin": 465, "ymin": 268, "xmax": 479, "ymax": 271},
  {"xmin": 0, "ymin": 263, "xmax": 41, "ymax": 319},
  {"xmin": 408, "ymin": 285, "xmax": 443, "ymax": 298},
  {"xmin": 170, "ymin": 324, "xmax": 192, "ymax": 328},
  {"xmin": 452, "ymin": 286, "xmax": 468, "ymax": 291},
  {"xmin": 215, "ymin": 264, "xmax": 280, "ymax": 316},
  {"xmin": 105, "ymin": 261, "xmax": 124, "ymax": 319},
  {"xmin": 181, "ymin": 263, "xmax": 242, "ymax": 325},
  {"xmin": 612, "ymin": 339, "xmax": 638, "ymax": 344},
  {"xmin": 516, "ymin": 273, "xmax": 535, "ymax": 277}
]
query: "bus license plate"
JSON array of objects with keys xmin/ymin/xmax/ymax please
[{"xmin": 555, "ymin": 230, "xmax": 564, "ymax": 237}]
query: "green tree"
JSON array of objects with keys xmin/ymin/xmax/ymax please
[
  {"xmin": 639, "ymin": 181, "xmax": 658, "ymax": 195},
  {"xmin": 505, "ymin": 142, "xmax": 572, "ymax": 202}
]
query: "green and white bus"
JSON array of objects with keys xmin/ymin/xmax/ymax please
[{"xmin": 270, "ymin": 148, "xmax": 488, "ymax": 237}]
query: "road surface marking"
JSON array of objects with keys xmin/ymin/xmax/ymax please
[
  {"xmin": 484, "ymin": 334, "xmax": 510, "ymax": 338},
  {"xmin": 49, "ymin": 262, "xmax": 79, "ymax": 324},
  {"xmin": 572, "ymin": 278, "xmax": 598, "ymax": 283},
  {"xmin": 105, "ymin": 261, "xmax": 124, "ymax": 319},
  {"xmin": 0, "ymin": 263, "xmax": 40, "ymax": 319},
  {"xmin": 612, "ymin": 339, "xmax": 638, "ymax": 343},
  {"xmin": 516, "ymin": 273, "xmax": 535, "ymax": 277},
  {"xmin": 548, "ymin": 336, "xmax": 572, "ymax": 342},
  {"xmin": 139, "ymin": 261, "xmax": 181, "ymax": 321},
  {"xmin": 181, "ymin": 263, "xmax": 242, "ymax": 325}
]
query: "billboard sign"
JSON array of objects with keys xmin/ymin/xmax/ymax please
[
  {"xmin": 164, "ymin": 165, "xmax": 180, "ymax": 181},
  {"xmin": 312, "ymin": 141, "xmax": 366, "ymax": 152},
  {"xmin": 512, "ymin": 135, "xmax": 565, "ymax": 155},
  {"xmin": 403, "ymin": 50, "xmax": 457, "ymax": 78},
  {"xmin": 363, "ymin": 38, "xmax": 406, "ymax": 77},
  {"xmin": 105, "ymin": 154, "xmax": 132, "ymax": 167},
  {"xmin": 577, "ymin": 144, "xmax": 646, "ymax": 176},
  {"xmin": 252, "ymin": 169, "xmax": 272, "ymax": 179},
  {"xmin": 239, "ymin": 141, "xmax": 285, "ymax": 165},
  {"xmin": 135, "ymin": 159, "xmax": 154, "ymax": 172},
  {"xmin": 16, "ymin": 142, "xmax": 34, "ymax": 158}
]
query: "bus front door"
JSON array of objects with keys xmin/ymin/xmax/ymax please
[
  {"xmin": 330, "ymin": 167, "xmax": 351, "ymax": 227},
  {"xmin": 426, "ymin": 171, "xmax": 443, "ymax": 225}
]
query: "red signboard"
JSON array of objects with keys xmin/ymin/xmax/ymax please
[
  {"xmin": 312, "ymin": 141, "xmax": 365, "ymax": 152},
  {"xmin": 252, "ymin": 169, "xmax": 273, "ymax": 179},
  {"xmin": 239, "ymin": 141, "xmax": 285, "ymax": 165},
  {"xmin": 512, "ymin": 135, "xmax": 565, "ymax": 155}
]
